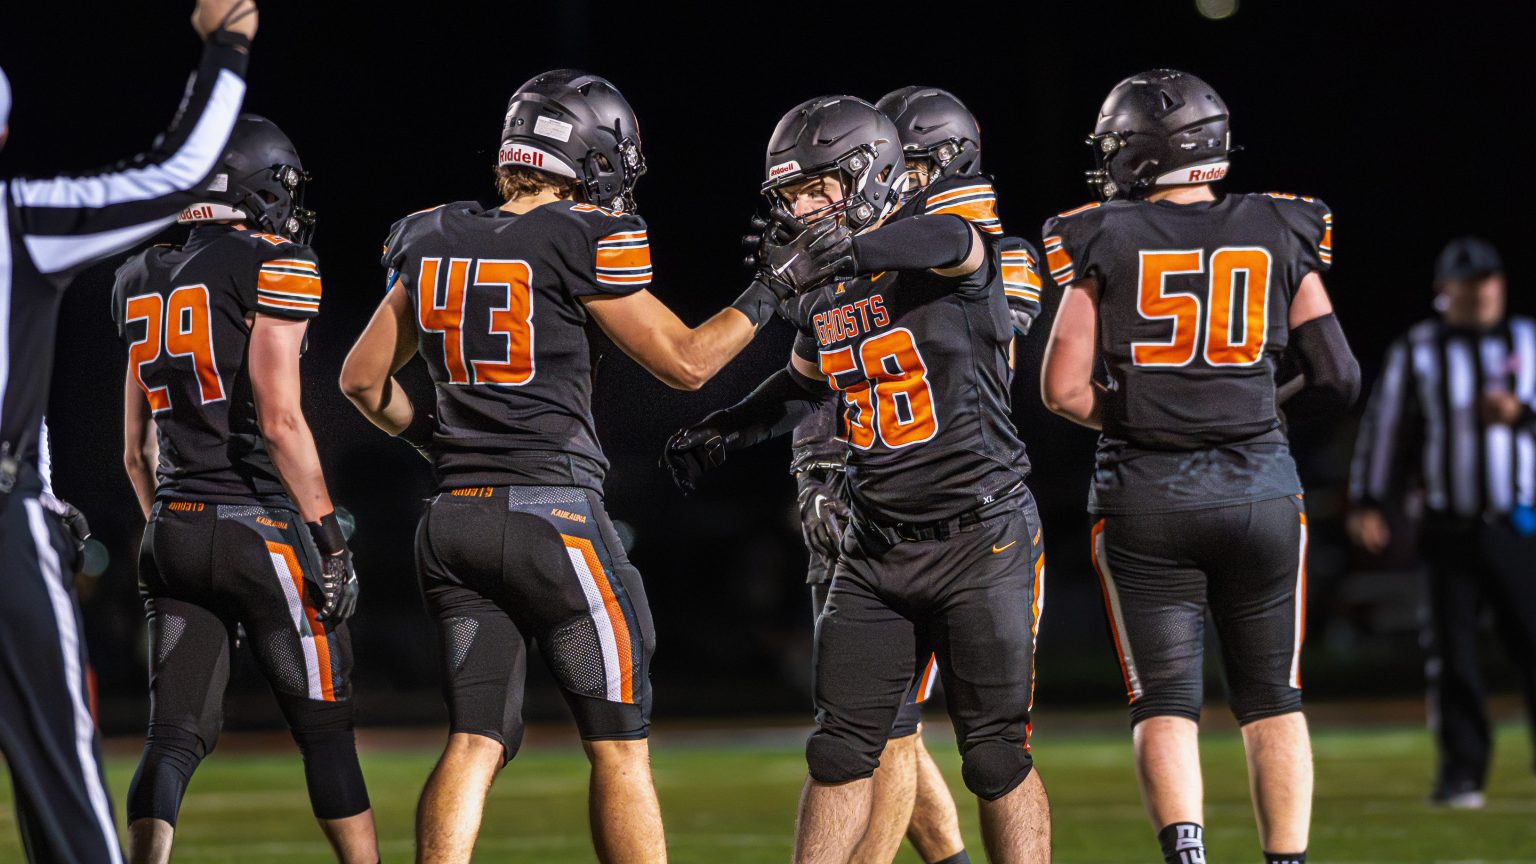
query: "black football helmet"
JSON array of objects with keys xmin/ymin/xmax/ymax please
[
  {"xmin": 1086, "ymin": 69, "xmax": 1232, "ymax": 201},
  {"xmin": 179, "ymin": 114, "xmax": 316, "ymax": 242},
  {"xmin": 499, "ymin": 69, "xmax": 646, "ymax": 212},
  {"xmin": 876, "ymin": 86, "xmax": 981, "ymax": 182},
  {"xmin": 761, "ymin": 96, "xmax": 906, "ymax": 234}
]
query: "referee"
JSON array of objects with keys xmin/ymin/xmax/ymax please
[
  {"xmin": 1349, "ymin": 236, "xmax": 1536, "ymax": 809},
  {"xmin": 0, "ymin": 3, "xmax": 255, "ymax": 861}
]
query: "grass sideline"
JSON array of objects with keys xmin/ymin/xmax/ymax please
[{"xmin": 2, "ymin": 723, "xmax": 1533, "ymax": 863}]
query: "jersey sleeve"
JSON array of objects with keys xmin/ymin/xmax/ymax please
[
  {"xmin": 251, "ymin": 241, "xmax": 323, "ymax": 319},
  {"xmin": 1265, "ymin": 193, "xmax": 1333, "ymax": 274},
  {"xmin": 998, "ymin": 236, "xmax": 1044, "ymax": 317},
  {"xmin": 109, "ymin": 255, "xmax": 142, "ymax": 338},
  {"xmin": 921, "ymin": 176, "xmax": 1002, "ymax": 237},
  {"xmin": 565, "ymin": 209, "xmax": 652, "ymax": 298},
  {"xmin": 1040, "ymin": 202, "xmax": 1102, "ymax": 288}
]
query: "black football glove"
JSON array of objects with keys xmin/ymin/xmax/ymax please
[
  {"xmin": 797, "ymin": 474, "xmax": 850, "ymax": 557},
  {"xmin": 661, "ymin": 412, "xmax": 731, "ymax": 495},
  {"xmin": 759, "ymin": 209, "xmax": 853, "ymax": 298},
  {"xmin": 305, "ymin": 512, "xmax": 359, "ymax": 624},
  {"xmin": 40, "ymin": 493, "xmax": 90, "ymax": 574},
  {"xmin": 741, "ymin": 212, "xmax": 795, "ymax": 271},
  {"xmin": 1008, "ymin": 307, "xmax": 1036, "ymax": 337}
]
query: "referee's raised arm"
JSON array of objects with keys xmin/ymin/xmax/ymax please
[{"xmin": 4, "ymin": 0, "xmax": 258, "ymax": 279}]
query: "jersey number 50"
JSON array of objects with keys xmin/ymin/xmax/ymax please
[
  {"xmin": 1134, "ymin": 247, "xmax": 1272, "ymax": 367},
  {"xmin": 416, "ymin": 257, "xmax": 535, "ymax": 386},
  {"xmin": 820, "ymin": 328, "xmax": 938, "ymax": 450},
  {"xmin": 126, "ymin": 286, "xmax": 225, "ymax": 413}
]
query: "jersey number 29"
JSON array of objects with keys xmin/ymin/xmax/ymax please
[{"xmin": 126, "ymin": 286, "xmax": 225, "ymax": 413}]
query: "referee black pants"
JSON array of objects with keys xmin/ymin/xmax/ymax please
[
  {"xmin": 0, "ymin": 483, "xmax": 122, "ymax": 863},
  {"xmin": 1421, "ymin": 517, "xmax": 1536, "ymax": 791}
]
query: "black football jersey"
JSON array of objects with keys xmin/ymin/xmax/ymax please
[
  {"xmin": 1041, "ymin": 192, "xmax": 1333, "ymax": 514},
  {"xmin": 787, "ymin": 208, "xmax": 1028, "ymax": 524},
  {"xmin": 381, "ymin": 200, "xmax": 652, "ymax": 492},
  {"xmin": 112, "ymin": 225, "xmax": 323, "ymax": 504}
]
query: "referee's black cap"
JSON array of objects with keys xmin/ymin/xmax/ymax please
[{"xmin": 1436, "ymin": 236, "xmax": 1504, "ymax": 284}]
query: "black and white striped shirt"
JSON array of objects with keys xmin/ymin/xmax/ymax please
[
  {"xmin": 0, "ymin": 40, "xmax": 247, "ymax": 472},
  {"xmin": 1351, "ymin": 316, "xmax": 1536, "ymax": 518}
]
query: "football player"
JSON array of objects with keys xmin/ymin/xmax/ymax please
[
  {"xmin": 1, "ymin": 4, "xmax": 255, "ymax": 862},
  {"xmin": 115, "ymin": 115, "xmax": 375, "ymax": 864},
  {"xmin": 337, "ymin": 70, "xmax": 844, "ymax": 863},
  {"xmin": 666, "ymin": 96, "xmax": 1049, "ymax": 864},
  {"xmin": 776, "ymin": 85, "xmax": 1042, "ymax": 864},
  {"xmin": 1039, "ymin": 70, "xmax": 1359, "ymax": 864}
]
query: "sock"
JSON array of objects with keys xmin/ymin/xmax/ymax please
[
  {"xmin": 1157, "ymin": 822, "xmax": 1206, "ymax": 864},
  {"xmin": 1265, "ymin": 853, "xmax": 1307, "ymax": 864},
  {"xmin": 931, "ymin": 852, "xmax": 970, "ymax": 864}
]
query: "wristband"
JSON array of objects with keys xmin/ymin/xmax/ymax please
[
  {"xmin": 397, "ymin": 408, "xmax": 436, "ymax": 450},
  {"xmin": 731, "ymin": 278, "xmax": 781, "ymax": 330},
  {"xmin": 306, "ymin": 512, "xmax": 346, "ymax": 556}
]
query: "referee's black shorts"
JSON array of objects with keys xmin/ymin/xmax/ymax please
[
  {"xmin": 1090, "ymin": 494, "xmax": 1308, "ymax": 726},
  {"xmin": 1, "ymin": 478, "xmax": 122, "ymax": 864}
]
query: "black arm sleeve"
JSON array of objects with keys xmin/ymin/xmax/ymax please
[
  {"xmin": 849, "ymin": 214, "xmax": 974, "ymax": 274},
  {"xmin": 1285, "ymin": 313, "xmax": 1361, "ymax": 418},
  {"xmin": 712, "ymin": 366, "xmax": 835, "ymax": 452}
]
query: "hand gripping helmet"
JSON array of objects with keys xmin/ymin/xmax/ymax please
[
  {"xmin": 876, "ymin": 86, "xmax": 982, "ymax": 181},
  {"xmin": 179, "ymin": 114, "xmax": 316, "ymax": 242},
  {"xmin": 499, "ymin": 69, "xmax": 646, "ymax": 212},
  {"xmin": 1085, "ymin": 69, "xmax": 1233, "ymax": 201},
  {"xmin": 762, "ymin": 96, "xmax": 906, "ymax": 234}
]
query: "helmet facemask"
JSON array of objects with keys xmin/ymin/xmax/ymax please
[{"xmin": 762, "ymin": 144, "xmax": 903, "ymax": 235}]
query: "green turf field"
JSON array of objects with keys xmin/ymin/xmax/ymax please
[{"xmin": 3, "ymin": 723, "xmax": 1533, "ymax": 862}]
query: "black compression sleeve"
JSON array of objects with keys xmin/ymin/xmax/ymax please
[
  {"xmin": 716, "ymin": 367, "xmax": 835, "ymax": 451},
  {"xmin": 1286, "ymin": 313, "xmax": 1361, "ymax": 416},
  {"xmin": 849, "ymin": 215, "xmax": 974, "ymax": 274}
]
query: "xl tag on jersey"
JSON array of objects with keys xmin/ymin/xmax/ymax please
[{"xmin": 534, "ymin": 115, "xmax": 574, "ymax": 143}]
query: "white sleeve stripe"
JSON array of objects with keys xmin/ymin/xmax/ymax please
[
  {"xmin": 24, "ymin": 218, "xmax": 172, "ymax": 275},
  {"xmin": 13, "ymin": 70, "xmax": 245, "ymax": 212}
]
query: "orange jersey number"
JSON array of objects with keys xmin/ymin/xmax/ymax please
[
  {"xmin": 820, "ymin": 328, "xmax": 938, "ymax": 449},
  {"xmin": 125, "ymin": 286, "xmax": 226, "ymax": 412},
  {"xmin": 416, "ymin": 257, "xmax": 536, "ymax": 386},
  {"xmin": 1133, "ymin": 247, "xmax": 1272, "ymax": 368}
]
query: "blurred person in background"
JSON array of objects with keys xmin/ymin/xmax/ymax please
[{"xmin": 1348, "ymin": 236, "xmax": 1536, "ymax": 809}]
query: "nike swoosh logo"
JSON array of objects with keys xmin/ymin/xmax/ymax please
[{"xmin": 992, "ymin": 541, "xmax": 1017, "ymax": 554}]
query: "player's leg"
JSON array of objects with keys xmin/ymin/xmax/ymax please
[
  {"xmin": 0, "ymin": 495, "xmax": 122, "ymax": 864},
  {"xmin": 853, "ymin": 727, "xmax": 917, "ymax": 864},
  {"xmin": 932, "ymin": 499, "xmax": 1048, "ymax": 864},
  {"xmin": 1092, "ymin": 513, "xmax": 1208, "ymax": 862},
  {"xmin": 797, "ymin": 549, "xmax": 917, "ymax": 864},
  {"xmin": 507, "ymin": 488, "xmax": 665, "ymax": 861},
  {"xmin": 1478, "ymin": 520, "xmax": 1536, "ymax": 773},
  {"xmin": 227, "ymin": 512, "xmax": 377, "ymax": 863},
  {"xmin": 908, "ymin": 730, "xmax": 968, "ymax": 863},
  {"xmin": 413, "ymin": 495, "xmax": 530, "ymax": 864},
  {"xmin": 1206, "ymin": 496, "xmax": 1311, "ymax": 859}
]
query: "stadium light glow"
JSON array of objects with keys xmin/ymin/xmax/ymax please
[{"xmin": 1196, "ymin": 0, "xmax": 1239, "ymax": 19}]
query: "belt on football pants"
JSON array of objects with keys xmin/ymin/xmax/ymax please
[{"xmin": 852, "ymin": 481, "xmax": 1025, "ymax": 544}]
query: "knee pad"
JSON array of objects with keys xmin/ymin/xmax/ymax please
[
  {"xmin": 805, "ymin": 731, "xmax": 879, "ymax": 784},
  {"xmin": 291, "ymin": 727, "xmax": 371, "ymax": 820},
  {"xmin": 127, "ymin": 723, "xmax": 216, "ymax": 824},
  {"xmin": 960, "ymin": 739, "xmax": 1033, "ymax": 801},
  {"xmin": 1230, "ymin": 685, "xmax": 1303, "ymax": 727}
]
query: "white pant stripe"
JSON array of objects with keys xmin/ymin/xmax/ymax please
[
  {"xmin": 565, "ymin": 545, "xmax": 623, "ymax": 702},
  {"xmin": 25, "ymin": 499, "xmax": 123, "ymax": 864},
  {"xmin": 1094, "ymin": 528, "xmax": 1142, "ymax": 700},
  {"xmin": 1289, "ymin": 516, "xmax": 1309, "ymax": 690},
  {"xmin": 268, "ymin": 550, "xmax": 323, "ymax": 701}
]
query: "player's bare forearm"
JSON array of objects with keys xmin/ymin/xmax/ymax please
[
  {"xmin": 262, "ymin": 418, "xmax": 334, "ymax": 523},
  {"xmin": 1042, "ymin": 279, "xmax": 1104, "ymax": 430},
  {"xmin": 341, "ymin": 284, "xmax": 421, "ymax": 435},
  {"xmin": 123, "ymin": 370, "xmax": 159, "ymax": 519},
  {"xmin": 585, "ymin": 290, "xmax": 757, "ymax": 391}
]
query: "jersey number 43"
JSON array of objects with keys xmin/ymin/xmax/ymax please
[{"xmin": 415, "ymin": 257, "xmax": 535, "ymax": 386}]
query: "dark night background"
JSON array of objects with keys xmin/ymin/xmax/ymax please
[{"xmin": 1, "ymin": 1, "xmax": 1528, "ymax": 734}]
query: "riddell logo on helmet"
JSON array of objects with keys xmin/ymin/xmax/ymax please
[
  {"xmin": 1184, "ymin": 164, "xmax": 1228, "ymax": 182},
  {"xmin": 769, "ymin": 160, "xmax": 801, "ymax": 180},
  {"xmin": 179, "ymin": 204, "xmax": 217, "ymax": 221},
  {"xmin": 500, "ymin": 144, "xmax": 545, "ymax": 168}
]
